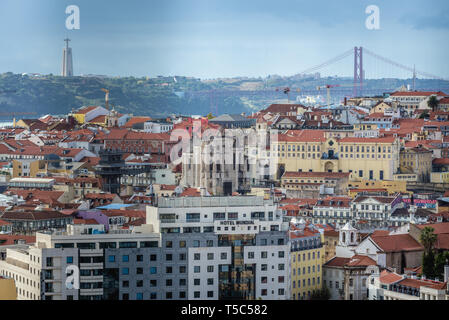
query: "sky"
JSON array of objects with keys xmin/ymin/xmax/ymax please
[{"xmin": 0, "ymin": 0, "xmax": 448, "ymax": 79}]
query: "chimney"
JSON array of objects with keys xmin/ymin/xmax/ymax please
[{"xmin": 444, "ymin": 264, "xmax": 449, "ymax": 282}]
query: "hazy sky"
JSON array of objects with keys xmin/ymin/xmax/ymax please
[{"xmin": 0, "ymin": 0, "xmax": 448, "ymax": 78}]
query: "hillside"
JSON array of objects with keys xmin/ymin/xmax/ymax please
[{"xmin": 0, "ymin": 72, "xmax": 448, "ymax": 120}]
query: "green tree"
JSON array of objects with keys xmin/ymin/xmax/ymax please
[
  {"xmin": 420, "ymin": 227, "xmax": 437, "ymax": 254},
  {"xmin": 420, "ymin": 227, "xmax": 437, "ymax": 278},
  {"xmin": 310, "ymin": 286, "xmax": 331, "ymax": 300},
  {"xmin": 427, "ymin": 95, "xmax": 439, "ymax": 112},
  {"xmin": 419, "ymin": 110, "xmax": 429, "ymax": 119},
  {"xmin": 423, "ymin": 251, "xmax": 436, "ymax": 278},
  {"xmin": 434, "ymin": 251, "xmax": 449, "ymax": 280}
]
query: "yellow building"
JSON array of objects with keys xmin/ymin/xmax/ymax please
[
  {"xmin": 0, "ymin": 277, "xmax": 17, "ymax": 300},
  {"xmin": 370, "ymin": 101, "xmax": 396, "ymax": 114},
  {"xmin": 347, "ymin": 179, "xmax": 408, "ymax": 197},
  {"xmin": 399, "ymin": 146, "xmax": 433, "ymax": 182},
  {"xmin": 12, "ymin": 159, "xmax": 47, "ymax": 178},
  {"xmin": 273, "ymin": 130, "xmax": 400, "ymax": 181},
  {"xmin": 323, "ymin": 230, "xmax": 339, "ymax": 262},
  {"xmin": 290, "ymin": 221, "xmax": 324, "ymax": 300}
]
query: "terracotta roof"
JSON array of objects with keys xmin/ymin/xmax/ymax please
[
  {"xmin": 416, "ymin": 222, "xmax": 449, "ymax": 234},
  {"xmin": 278, "ymin": 129, "xmax": 327, "ymax": 143},
  {"xmin": 0, "ymin": 210, "xmax": 69, "ymax": 221},
  {"xmin": 379, "ymin": 270, "xmax": 403, "ymax": 284},
  {"xmin": 89, "ymin": 115, "xmax": 106, "ymax": 123},
  {"xmin": 0, "ymin": 234, "xmax": 35, "ymax": 246},
  {"xmin": 323, "ymin": 230, "xmax": 339, "ymax": 237},
  {"xmin": 433, "ymin": 158, "xmax": 449, "ymax": 165},
  {"xmin": 398, "ymin": 278, "xmax": 447, "ymax": 290},
  {"xmin": 84, "ymin": 193, "xmax": 117, "ymax": 200},
  {"xmin": 263, "ymin": 104, "xmax": 305, "ymax": 114},
  {"xmin": 75, "ymin": 106, "xmax": 98, "ymax": 114},
  {"xmin": 123, "ymin": 117, "xmax": 152, "ymax": 128},
  {"xmin": 346, "ymin": 255, "xmax": 377, "ymax": 267},
  {"xmin": 180, "ymin": 188, "xmax": 201, "ymax": 197},
  {"xmin": 324, "ymin": 256, "xmax": 351, "ymax": 267},
  {"xmin": 73, "ymin": 218, "xmax": 99, "ymax": 225},
  {"xmin": 370, "ymin": 233, "xmax": 423, "ymax": 252}
]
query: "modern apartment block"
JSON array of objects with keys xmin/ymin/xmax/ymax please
[
  {"xmin": 147, "ymin": 196, "xmax": 291, "ymax": 300},
  {"xmin": 0, "ymin": 195, "xmax": 292, "ymax": 300},
  {"xmin": 0, "ymin": 223, "xmax": 161, "ymax": 300}
]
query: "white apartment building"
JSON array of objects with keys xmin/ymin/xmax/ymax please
[{"xmin": 147, "ymin": 196, "xmax": 291, "ymax": 300}]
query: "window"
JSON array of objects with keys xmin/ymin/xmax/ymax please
[
  {"xmin": 137, "ymin": 280, "xmax": 143, "ymax": 287},
  {"xmin": 179, "ymin": 240, "xmax": 186, "ymax": 248},
  {"xmin": 207, "ymin": 253, "xmax": 214, "ymax": 260},
  {"xmin": 150, "ymin": 254, "xmax": 157, "ymax": 261},
  {"xmin": 194, "ymin": 266, "xmax": 200, "ymax": 273},
  {"xmin": 194, "ymin": 253, "xmax": 200, "ymax": 260},
  {"xmin": 66, "ymin": 256, "xmax": 73, "ymax": 264},
  {"xmin": 194, "ymin": 279, "xmax": 200, "ymax": 286},
  {"xmin": 207, "ymin": 266, "xmax": 214, "ymax": 273},
  {"xmin": 165, "ymin": 241, "xmax": 172, "ymax": 248},
  {"xmin": 248, "ymin": 252, "xmax": 255, "ymax": 259},
  {"xmin": 136, "ymin": 255, "xmax": 143, "ymax": 262},
  {"xmin": 221, "ymin": 252, "xmax": 227, "ymax": 260},
  {"xmin": 150, "ymin": 267, "xmax": 157, "ymax": 274},
  {"xmin": 166, "ymin": 279, "xmax": 173, "ymax": 287},
  {"xmin": 261, "ymin": 251, "xmax": 268, "ymax": 259},
  {"xmin": 122, "ymin": 268, "xmax": 129, "ymax": 275},
  {"xmin": 108, "ymin": 255, "xmax": 115, "ymax": 262},
  {"xmin": 194, "ymin": 291, "xmax": 200, "ymax": 298},
  {"xmin": 207, "ymin": 278, "xmax": 214, "ymax": 285},
  {"xmin": 136, "ymin": 293, "xmax": 143, "ymax": 300},
  {"xmin": 166, "ymin": 254, "xmax": 173, "ymax": 261},
  {"xmin": 122, "ymin": 255, "xmax": 129, "ymax": 262},
  {"xmin": 122, "ymin": 281, "xmax": 129, "ymax": 287}
]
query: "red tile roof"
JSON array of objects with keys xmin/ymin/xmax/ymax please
[
  {"xmin": 346, "ymin": 255, "xmax": 377, "ymax": 267},
  {"xmin": 324, "ymin": 257, "xmax": 351, "ymax": 267},
  {"xmin": 75, "ymin": 106, "xmax": 99, "ymax": 115},
  {"xmin": 379, "ymin": 270, "xmax": 403, "ymax": 284},
  {"xmin": 370, "ymin": 233, "xmax": 423, "ymax": 252}
]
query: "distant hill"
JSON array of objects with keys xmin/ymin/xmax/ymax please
[{"xmin": 0, "ymin": 72, "xmax": 447, "ymax": 120}]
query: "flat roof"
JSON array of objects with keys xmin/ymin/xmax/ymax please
[{"xmin": 9, "ymin": 178, "xmax": 54, "ymax": 183}]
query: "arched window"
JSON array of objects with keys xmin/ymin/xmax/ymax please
[
  {"xmin": 350, "ymin": 232, "xmax": 354, "ymax": 243},
  {"xmin": 342, "ymin": 232, "xmax": 346, "ymax": 243}
]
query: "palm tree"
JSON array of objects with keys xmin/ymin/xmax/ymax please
[
  {"xmin": 427, "ymin": 96, "xmax": 439, "ymax": 113},
  {"xmin": 420, "ymin": 226, "xmax": 437, "ymax": 254}
]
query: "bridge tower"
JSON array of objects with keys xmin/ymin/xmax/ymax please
[{"xmin": 353, "ymin": 47, "xmax": 363, "ymax": 97}]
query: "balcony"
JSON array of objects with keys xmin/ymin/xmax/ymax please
[
  {"xmin": 161, "ymin": 219, "xmax": 176, "ymax": 223},
  {"xmin": 186, "ymin": 218, "xmax": 200, "ymax": 223}
]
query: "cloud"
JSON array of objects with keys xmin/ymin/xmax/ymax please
[{"xmin": 400, "ymin": 12, "xmax": 449, "ymax": 30}]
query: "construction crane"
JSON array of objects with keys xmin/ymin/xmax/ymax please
[
  {"xmin": 316, "ymin": 84, "xmax": 340, "ymax": 106},
  {"xmin": 101, "ymin": 88, "xmax": 110, "ymax": 112},
  {"xmin": 275, "ymin": 87, "xmax": 301, "ymax": 103}
]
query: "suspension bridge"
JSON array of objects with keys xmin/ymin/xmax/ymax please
[{"xmin": 185, "ymin": 46, "xmax": 449, "ymax": 113}]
